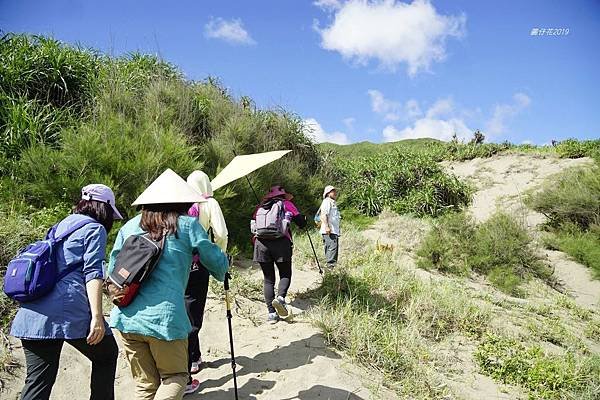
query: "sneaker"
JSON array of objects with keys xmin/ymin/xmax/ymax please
[
  {"xmin": 267, "ymin": 312, "xmax": 279, "ymax": 324},
  {"xmin": 184, "ymin": 379, "xmax": 200, "ymax": 395},
  {"xmin": 272, "ymin": 296, "xmax": 289, "ymax": 318},
  {"xmin": 190, "ymin": 361, "xmax": 200, "ymax": 374}
]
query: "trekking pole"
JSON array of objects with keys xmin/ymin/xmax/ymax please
[
  {"xmin": 305, "ymin": 227, "xmax": 323, "ymax": 275},
  {"xmin": 224, "ymin": 271, "xmax": 239, "ymax": 400}
]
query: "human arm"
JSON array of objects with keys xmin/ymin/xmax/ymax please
[
  {"xmin": 209, "ymin": 199, "xmax": 228, "ymax": 252},
  {"xmin": 320, "ymin": 200, "xmax": 331, "ymax": 234},
  {"xmin": 85, "ymin": 279, "xmax": 104, "ymax": 344},
  {"xmin": 189, "ymin": 218, "xmax": 229, "ymax": 282},
  {"xmin": 82, "ymin": 224, "xmax": 108, "ymax": 345},
  {"xmin": 284, "ymin": 200, "xmax": 307, "ymax": 229}
]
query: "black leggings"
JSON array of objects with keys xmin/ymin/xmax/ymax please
[
  {"xmin": 259, "ymin": 261, "xmax": 292, "ymax": 314},
  {"xmin": 185, "ymin": 265, "xmax": 210, "ymax": 375},
  {"xmin": 20, "ymin": 335, "xmax": 118, "ymax": 400}
]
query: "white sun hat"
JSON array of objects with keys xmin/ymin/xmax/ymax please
[
  {"xmin": 323, "ymin": 185, "xmax": 336, "ymax": 199},
  {"xmin": 132, "ymin": 168, "xmax": 207, "ymax": 206}
]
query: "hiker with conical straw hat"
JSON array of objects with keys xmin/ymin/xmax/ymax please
[
  {"xmin": 184, "ymin": 170, "xmax": 228, "ymax": 376},
  {"xmin": 107, "ymin": 169, "xmax": 229, "ymax": 399}
]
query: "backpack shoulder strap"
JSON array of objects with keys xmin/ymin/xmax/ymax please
[{"xmin": 51, "ymin": 218, "xmax": 96, "ymax": 242}]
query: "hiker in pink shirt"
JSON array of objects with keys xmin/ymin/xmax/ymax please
[{"xmin": 251, "ymin": 186, "xmax": 307, "ymax": 324}]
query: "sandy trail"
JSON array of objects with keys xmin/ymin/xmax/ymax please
[
  {"xmin": 443, "ymin": 154, "xmax": 592, "ymax": 225},
  {"xmin": 444, "ymin": 154, "xmax": 599, "ymax": 310},
  {"xmin": 2, "ymin": 263, "xmax": 394, "ymax": 400}
]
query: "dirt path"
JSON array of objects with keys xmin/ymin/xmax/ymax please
[{"xmin": 2, "ymin": 263, "xmax": 395, "ymax": 400}]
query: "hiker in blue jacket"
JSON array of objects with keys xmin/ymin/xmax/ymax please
[{"xmin": 10, "ymin": 184, "xmax": 123, "ymax": 400}]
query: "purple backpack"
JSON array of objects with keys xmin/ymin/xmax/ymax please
[{"xmin": 3, "ymin": 218, "xmax": 93, "ymax": 302}]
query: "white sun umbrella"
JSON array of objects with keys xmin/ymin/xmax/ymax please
[{"xmin": 210, "ymin": 150, "xmax": 292, "ymax": 191}]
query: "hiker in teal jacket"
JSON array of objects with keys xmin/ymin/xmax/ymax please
[{"xmin": 108, "ymin": 169, "xmax": 228, "ymax": 400}]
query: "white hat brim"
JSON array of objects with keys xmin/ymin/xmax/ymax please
[{"xmin": 132, "ymin": 169, "xmax": 207, "ymax": 206}]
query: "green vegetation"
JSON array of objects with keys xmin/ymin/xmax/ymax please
[
  {"xmin": 530, "ymin": 164, "xmax": 600, "ymax": 277},
  {"xmin": 555, "ymin": 138, "xmax": 600, "ymax": 160},
  {"xmin": 0, "ymin": 33, "xmax": 325, "ymax": 260},
  {"xmin": 332, "ymin": 149, "xmax": 471, "ymax": 217},
  {"xmin": 475, "ymin": 333, "xmax": 600, "ymax": 399},
  {"xmin": 417, "ymin": 212, "xmax": 551, "ymax": 295},
  {"xmin": 2, "ymin": 32, "xmax": 600, "ymax": 399},
  {"xmin": 307, "ymin": 229, "xmax": 489, "ymax": 398}
]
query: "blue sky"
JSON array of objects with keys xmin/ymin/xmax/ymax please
[{"xmin": 1, "ymin": 0, "xmax": 599, "ymax": 144}]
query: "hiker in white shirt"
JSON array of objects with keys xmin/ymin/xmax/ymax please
[{"xmin": 319, "ymin": 185, "xmax": 340, "ymax": 268}]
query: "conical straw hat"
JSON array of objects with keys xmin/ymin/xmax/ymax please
[{"xmin": 132, "ymin": 169, "xmax": 206, "ymax": 206}]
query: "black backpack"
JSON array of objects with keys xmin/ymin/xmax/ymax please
[{"xmin": 104, "ymin": 233, "xmax": 165, "ymax": 307}]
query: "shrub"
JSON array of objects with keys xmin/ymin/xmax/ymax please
[
  {"xmin": 6, "ymin": 115, "xmax": 198, "ymax": 217},
  {"xmin": 417, "ymin": 212, "xmax": 550, "ymax": 295},
  {"xmin": 417, "ymin": 212, "xmax": 474, "ymax": 275},
  {"xmin": 334, "ymin": 150, "xmax": 471, "ymax": 217},
  {"xmin": 555, "ymin": 138, "xmax": 600, "ymax": 159},
  {"xmin": 475, "ymin": 333, "xmax": 600, "ymax": 399},
  {"xmin": 529, "ymin": 165, "xmax": 600, "ymax": 230}
]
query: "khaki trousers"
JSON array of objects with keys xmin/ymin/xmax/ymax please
[{"xmin": 119, "ymin": 332, "xmax": 189, "ymax": 400}]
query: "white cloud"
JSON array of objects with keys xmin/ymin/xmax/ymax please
[
  {"xmin": 426, "ymin": 97, "xmax": 453, "ymax": 118},
  {"xmin": 383, "ymin": 117, "xmax": 471, "ymax": 142},
  {"xmin": 342, "ymin": 117, "xmax": 356, "ymax": 130},
  {"xmin": 204, "ymin": 18, "xmax": 256, "ymax": 45},
  {"xmin": 486, "ymin": 92, "xmax": 531, "ymax": 136},
  {"xmin": 314, "ymin": 0, "xmax": 342, "ymax": 11},
  {"xmin": 316, "ymin": 0, "xmax": 466, "ymax": 76},
  {"xmin": 303, "ymin": 118, "xmax": 349, "ymax": 144},
  {"xmin": 368, "ymin": 89, "xmax": 422, "ymax": 121}
]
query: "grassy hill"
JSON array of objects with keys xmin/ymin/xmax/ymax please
[{"xmin": 318, "ymin": 138, "xmax": 443, "ymax": 158}]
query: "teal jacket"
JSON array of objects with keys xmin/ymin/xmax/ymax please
[{"xmin": 108, "ymin": 214, "xmax": 228, "ymax": 340}]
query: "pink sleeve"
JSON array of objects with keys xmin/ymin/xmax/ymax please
[
  {"xmin": 188, "ymin": 203, "xmax": 199, "ymax": 217},
  {"xmin": 284, "ymin": 200, "xmax": 300, "ymax": 216}
]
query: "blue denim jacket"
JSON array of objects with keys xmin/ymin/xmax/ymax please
[{"xmin": 10, "ymin": 213, "xmax": 111, "ymax": 339}]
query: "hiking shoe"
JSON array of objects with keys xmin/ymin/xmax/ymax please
[
  {"xmin": 184, "ymin": 379, "xmax": 200, "ymax": 395},
  {"xmin": 190, "ymin": 361, "xmax": 200, "ymax": 374},
  {"xmin": 272, "ymin": 296, "xmax": 289, "ymax": 318},
  {"xmin": 267, "ymin": 312, "xmax": 279, "ymax": 324}
]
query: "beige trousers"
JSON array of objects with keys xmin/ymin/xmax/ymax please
[{"xmin": 119, "ymin": 332, "xmax": 189, "ymax": 400}]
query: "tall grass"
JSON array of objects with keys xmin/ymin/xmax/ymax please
[
  {"xmin": 529, "ymin": 164, "xmax": 600, "ymax": 277},
  {"xmin": 417, "ymin": 212, "xmax": 551, "ymax": 295},
  {"xmin": 475, "ymin": 333, "xmax": 600, "ymax": 399},
  {"xmin": 0, "ymin": 34, "xmax": 325, "ymax": 255},
  {"xmin": 307, "ymin": 228, "xmax": 489, "ymax": 398},
  {"xmin": 332, "ymin": 150, "xmax": 471, "ymax": 217}
]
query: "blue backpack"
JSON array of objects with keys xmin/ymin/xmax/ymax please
[{"xmin": 3, "ymin": 218, "xmax": 94, "ymax": 302}]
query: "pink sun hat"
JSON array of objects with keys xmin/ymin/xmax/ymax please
[
  {"xmin": 81, "ymin": 184, "xmax": 123, "ymax": 220},
  {"xmin": 264, "ymin": 186, "xmax": 293, "ymax": 200}
]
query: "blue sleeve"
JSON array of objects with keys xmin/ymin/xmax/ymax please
[
  {"xmin": 189, "ymin": 218, "xmax": 228, "ymax": 282},
  {"xmin": 82, "ymin": 224, "xmax": 108, "ymax": 283},
  {"xmin": 107, "ymin": 228, "xmax": 125, "ymax": 275}
]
